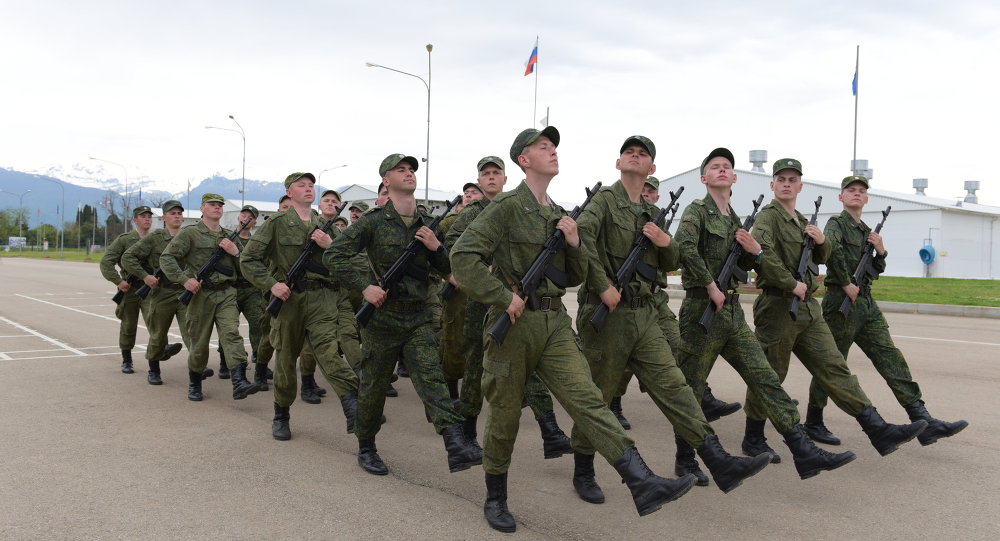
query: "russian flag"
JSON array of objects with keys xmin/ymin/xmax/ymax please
[
  {"xmin": 852, "ymin": 70, "xmax": 858, "ymax": 96},
  {"xmin": 524, "ymin": 40, "xmax": 538, "ymax": 76}
]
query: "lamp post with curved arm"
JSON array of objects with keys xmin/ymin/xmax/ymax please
[
  {"xmin": 90, "ymin": 157, "xmax": 129, "ymax": 232},
  {"xmin": 0, "ymin": 189, "xmax": 31, "ymax": 243},
  {"xmin": 317, "ymin": 164, "xmax": 348, "ymax": 185},
  {"xmin": 206, "ymin": 115, "xmax": 246, "ymax": 207},
  {"xmin": 36, "ymin": 176, "xmax": 65, "ymax": 254}
]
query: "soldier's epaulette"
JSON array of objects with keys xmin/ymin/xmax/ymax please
[
  {"xmin": 362, "ymin": 206, "xmax": 382, "ymax": 216},
  {"xmin": 113, "ymin": 232, "xmax": 131, "ymax": 241},
  {"xmin": 691, "ymin": 198, "xmax": 706, "ymax": 207},
  {"xmin": 181, "ymin": 223, "xmax": 200, "ymax": 230},
  {"xmin": 491, "ymin": 190, "xmax": 518, "ymax": 205}
]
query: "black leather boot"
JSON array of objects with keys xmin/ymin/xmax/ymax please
[
  {"xmin": 803, "ymin": 404, "xmax": 842, "ymax": 445},
  {"xmin": 702, "ymin": 385, "xmax": 742, "ymax": 422},
  {"xmin": 340, "ymin": 391, "xmax": 358, "ymax": 434},
  {"xmin": 358, "ymin": 439, "xmax": 388, "ymax": 475},
  {"xmin": 218, "ymin": 350, "xmax": 230, "ymax": 379},
  {"xmin": 147, "ymin": 359, "xmax": 162, "ymax": 385},
  {"xmin": 159, "ymin": 343, "xmax": 182, "ymax": 362},
  {"xmin": 609, "ymin": 396, "xmax": 631, "ymax": 430},
  {"xmin": 121, "ymin": 349, "xmax": 134, "ymax": 374},
  {"xmin": 314, "ymin": 381, "xmax": 327, "ymax": 397},
  {"xmin": 201, "ymin": 367, "xmax": 215, "ymax": 379},
  {"xmin": 272, "ymin": 402, "xmax": 291, "ymax": 440},
  {"xmin": 613, "ymin": 446, "xmax": 697, "ymax": 516},
  {"xmin": 537, "ymin": 411, "xmax": 573, "ymax": 459},
  {"xmin": 783, "ymin": 424, "xmax": 856, "ymax": 479},
  {"xmin": 442, "ymin": 423, "xmax": 483, "ymax": 473},
  {"xmin": 742, "ymin": 417, "xmax": 781, "ymax": 463},
  {"xmin": 855, "ymin": 405, "xmax": 927, "ymax": 456},
  {"xmin": 397, "ymin": 361, "xmax": 409, "ymax": 378},
  {"xmin": 187, "ymin": 370, "xmax": 203, "ymax": 401},
  {"xmin": 447, "ymin": 380, "xmax": 460, "ymax": 401},
  {"xmin": 385, "ymin": 383, "xmax": 399, "ymax": 397},
  {"xmin": 254, "ymin": 363, "xmax": 269, "ymax": 391},
  {"xmin": 484, "ymin": 472, "xmax": 516, "ymax": 533},
  {"xmin": 698, "ymin": 434, "xmax": 771, "ymax": 493},
  {"xmin": 300, "ymin": 374, "xmax": 321, "ymax": 404},
  {"xmin": 572, "ymin": 451, "xmax": 605, "ymax": 504},
  {"xmin": 674, "ymin": 436, "xmax": 709, "ymax": 487},
  {"xmin": 904, "ymin": 400, "xmax": 968, "ymax": 446},
  {"xmin": 231, "ymin": 363, "xmax": 260, "ymax": 400},
  {"xmin": 463, "ymin": 416, "xmax": 482, "ymax": 454}
]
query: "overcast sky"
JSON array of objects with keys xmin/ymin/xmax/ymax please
[{"xmin": 2, "ymin": 0, "xmax": 998, "ymax": 206}]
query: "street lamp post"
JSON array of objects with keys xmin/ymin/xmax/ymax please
[
  {"xmin": 36, "ymin": 177, "xmax": 65, "ymax": 255},
  {"xmin": 317, "ymin": 164, "xmax": 348, "ymax": 185},
  {"xmin": 206, "ymin": 116, "xmax": 246, "ymax": 207},
  {"xmin": 1, "ymin": 189, "xmax": 31, "ymax": 247},
  {"xmin": 90, "ymin": 157, "xmax": 129, "ymax": 232},
  {"xmin": 366, "ymin": 43, "xmax": 433, "ymax": 205}
]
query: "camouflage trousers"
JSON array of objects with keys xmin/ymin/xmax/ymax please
[
  {"xmin": 184, "ymin": 287, "xmax": 247, "ymax": 373},
  {"xmin": 481, "ymin": 303, "xmax": 633, "ymax": 474},
  {"xmin": 115, "ymin": 289, "xmax": 147, "ymax": 350},
  {"xmin": 141, "ymin": 284, "xmax": 191, "ymax": 362},
  {"xmin": 574, "ymin": 300, "xmax": 712, "ymax": 453},
  {"xmin": 235, "ymin": 285, "xmax": 264, "ymax": 356},
  {"xmin": 677, "ymin": 296, "xmax": 799, "ymax": 433},
  {"xmin": 301, "ymin": 292, "xmax": 363, "ymax": 376},
  {"xmin": 439, "ymin": 288, "xmax": 468, "ymax": 381},
  {"xmin": 810, "ymin": 291, "xmax": 921, "ymax": 409},
  {"xmin": 614, "ymin": 288, "xmax": 680, "ymax": 396},
  {"xmin": 356, "ymin": 306, "xmax": 462, "ymax": 441},
  {"xmin": 745, "ymin": 295, "xmax": 871, "ymax": 421},
  {"xmin": 257, "ymin": 305, "xmax": 274, "ymax": 366}
]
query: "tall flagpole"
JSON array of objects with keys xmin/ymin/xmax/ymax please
[
  {"xmin": 852, "ymin": 45, "xmax": 859, "ymax": 169},
  {"xmin": 533, "ymin": 36, "xmax": 539, "ymax": 126}
]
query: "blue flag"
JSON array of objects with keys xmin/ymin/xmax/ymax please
[{"xmin": 852, "ymin": 70, "xmax": 858, "ymax": 96}]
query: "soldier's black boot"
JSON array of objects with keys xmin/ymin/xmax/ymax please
[
  {"xmin": 121, "ymin": 349, "xmax": 134, "ymax": 374},
  {"xmin": 447, "ymin": 380, "xmax": 460, "ymax": 402},
  {"xmin": 463, "ymin": 416, "xmax": 482, "ymax": 454},
  {"xmin": 187, "ymin": 370, "xmax": 203, "ymax": 401},
  {"xmin": 201, "ymin": 367, "xmax": 215, "ymax": 379},
  {"xmin": 218, "ymin": 350, "xmax": 230, "ymax": 379},
  {"xmin": 803, "ymin": 404, "xmax": 842, "ymax": 445},
  {"xmin": 385, "ymin": 382, "xmax": 398, "ymax": 397},
  {"xmin": 254, "ymin": 363, "xmax": 269, "ymax": 391},
  {"xmin": 358, "ymin": 439, "xmax": 388, "ymax": 475},
  {"xmin": 698, "ymin": 434, "xmax": 771, "ymax": 493},
  {"xmin": 537, "ymin": 411, "xmax": 573, "ymax": 459},
  {"xmin": 742, "ymin": 417, "xmax": 781, "ymax": 463},
  {"xmin": 782, "ymin": 424, "xmax": 856, "ymax": 479},
  {"xmin": 484, "ymin": 472, "xmax": 516, "ymax": 533},
  {"xmin": 674, "ymin": 436, "xmax": 709, "ymax": 487},
  {"xmin": 702, "ymin": 385, "xmax": 742, "ymax": 422},
  {"xmin": 613, "ymin": 446, "xmax": 697, "ymax": 516},
  {"xmin": 147, "ymin": 359, "xmax": 162, "ymax": 385},
  {"xmin": 855, "ymin": 405, "xmax": 927, "ymax": 456},
  {"xmin": 340, "ymin": 391, "xmax": 358, "ymax": 434},
  {"xmin": 272, "ymin": 403, "xmax": 291, "ymax": 441},
  {"xmin": 300, "ymin": 374, "xmax": 321, "ymax": 404},
  {"xmin": 572, "ymin": 451, "xmax": 605, "ymax": 504},
  {"xmin": 231, "ymin": 363, "xmax": 260, "ymax": 400},
  {"xmin": 609, "ymin": 396, "xmax": 631, "ymax": 430},
  {"xmin": 159, "ymin": 343, "xmax": 182, "ymax": 362},
  {"xmin": 396, "ymin": 361, "xmax": 409, "ymax": 378},
  {"xmin": 442, "ymin": 423, "xmax": 483, "ymax": 473},
  {"xmin": 314, "ymin": 380, "xmax": 327, "ymax": 397},
  {"xmin": 904, "ymin": 400, "xmax": 968, "ymax": 446}
]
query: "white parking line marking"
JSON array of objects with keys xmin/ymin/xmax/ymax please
[
  {"xmin": 0, "ymin": 316, "xmax": 86, "ymax": 356},
  {"xmin": 892, "ymin": 335, "xmax": 1000, "ymax": 347}
]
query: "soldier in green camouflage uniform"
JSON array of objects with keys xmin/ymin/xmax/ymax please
[
  {"xmin": 159, "ymin": 193, "xmax": 259, "ymax": 402},
  {"xmin": 100, "ymin": 206, "xmax": 154, "ymax": 374},
  {"xmin": 217, "ymin": 206, "xmax": 265, "ymax": 381},
  {"xmin": 241, "ymin": 174, "xmax": 360, "ymax": 440},
  {"xmin": 803, "ymin": 175, "xmax": 968, "ymax": 447},
  {"xmin": 121, "ymin": 200, "xmax": 189, "ymax": 385},
  {"xmin": 437, "ymin": 187, "xmax": 475, "ymax": 392},
  {"xmin": 453, "ymin": 128, "xmax": 707, "ymax": 533},
  {"xmin": 325, "ymin": 153, "xmax": 481, "ymax": 477},
  {"xmin": 745, "ymin": 158, "xmax": 927, "ymax": 459},
  {"xmin": 673, "ymin": 148, "xmax": 855, "ymax": 483}
]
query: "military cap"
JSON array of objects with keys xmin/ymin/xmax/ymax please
[
  {"xmin": 160, "ymin": 200, "xmax": 183, "ymax": 213},
  {"xmin": 277, "ymin": 195, "xmax": 291, "ymax": 205},
  {"xmin": 773, "ymin": 158, "xmax": 803, "ymax": 176},
  {"xmin": 333, "ymin": 216, "xmax": 348, "ymax": 225},
  {"xmin": 644, "ymin": 176, "xmax": 660, "ymax": 190},
  {"xmin": 284, "ymin": 172, "xmax": 316, "ymax": 188},
  {"xmin": 462, "ymin": 182, "xmax": 483, "ymax": 194},
  {"xmin": 841, "ymin": 175, "xmax": 870, "ymax": 189},
  {"xmin": 477, "ymin": 155, "xmax": 505, "ymax": 172},
  {"xmin": 379, "ymin": 154, "xmax": 420, "ymax": 177},
  {"xmin": 320, "ymin": 189, "xmax": 342, "ymax": 201},
  {"xmin": 700, "ymin": 148, "xmax": 735, "ymax": 174},
  {"xmin": 132, "ymin": 205, "xmax": 153, "ymax": 217},
  {"xmin": 240, "ymin": 205, "xmax": 259, "ymax": 218},
  {"xmin": 509, "ymin": 126, "xmax": 560, "ymax": 164},
  {"xmin": 349, "ymin": 201, "xmax": 370, "ymax": 212},
  {"xmin": 620, "ymin": 135, "xmax": 656, "ymax": 161},
  {"xmin": 201, "ymin": 193, "xmax": 225, "ymax": 204}
]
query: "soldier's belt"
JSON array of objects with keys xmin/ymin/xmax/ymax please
[
  {"xmin": 685, "ymin": 287, "xmax": 739, "ymax": 304},
  {"xmin": 164, "ymin": 282, "xmax": 185, "ymax": 290},
  {"xmin": 234, "ymin": 279, "xmax": 253, "ymax": 289},
  {"xmin": 201, "ymin": 282, "xmax": 232, "ymax": 291},
  {"xmin": 763, "ymin": 288, "xmax": 810, "ymax": 301},
  {"xmin": 825, "ymin": 286, "xmax": 871, "ymax": 298},
  {"xmin": 298, "ymin": 279, "xmax": 339, "ymax": 292},
  {"xmin": 528, "ymin": 296, "xmax": 563, "ymax": 312},
  {"xmin": 382, "ymin": 300, "xmax": 426, "ymax": 313},
  {"xmin": 584, "ymin": 292, "xmax": 648, "ymax": 309}
]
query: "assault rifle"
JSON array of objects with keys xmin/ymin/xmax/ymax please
[
  {"xmin": 788, "ymin": 196, "xmax": 823, "ymax": 321},
  {"xmin": 355, "ymin": 195, "xmax": 463, "ymax": 327},
  {"xmin": 588, "ymin": 186, "xmax": 684, "ymax": 332},
  {"xmin": 838, "ymin": 206, "xmax": 891, "ymax": 316},
  {"xmin": 177, "ymin": 218, "xmax": 254, "ymax": 306},
  {"xmin": 487, "ymin": 182, "xmax": 602, "ymax": 346},
  {"xmin": 698, "ymin": 194, "xmax": 765, "ymax": 333},
  {"xmin": 266, "ymin": 202, "xmax": 349, "ymax": 317},
  {"xmin": 112, "ymin": 261, "xmax": 152, "ymax": 304},
  {"xmin": 135, "ymin": 266, "xmax": 170, "ymax": 300}
]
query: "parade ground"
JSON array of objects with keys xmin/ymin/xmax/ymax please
[{"xmin": 1, "ymin": 257, "xmax": 997, "ymax": 540}]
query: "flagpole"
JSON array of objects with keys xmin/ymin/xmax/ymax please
[
  {"xmin": 533, "ymin": 36, "xmax": 539, "ymax": 125},
  {"xmin": 852, "ymin": 45, "xmax": 859, "ymax": 170}
]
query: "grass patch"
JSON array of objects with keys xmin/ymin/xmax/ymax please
[
  {"xmin": 737, "ymin": 275, "xmax": 1000, "ymax": 307},
  {"xmin": 0, "ymin": 248, "xmax": 100, "ymax": 262}
]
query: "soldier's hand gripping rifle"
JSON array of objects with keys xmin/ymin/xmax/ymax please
[
  {"xmin": 839, "ymin": 206, "xmax": 891, "ymax": 316},
  {"xmin": 698, "ymin": 194, "xmax": 765, "ymax": 333},
  {"xmin": 788, "ymin": 196, "xmax": 823, "ymax": 321},
  {"xmin": 135, "ymin": 266, "xmax": 171, "ymax": 300},
  {"xmin": 177, "ymin": 217, "xmax": 254, "ymax": 306},
  {"xmin": 588, "ymin": 186, "xmax": 684, "ymax": 332},
  {"xmin": 355, "ymin": 195, "xmax": 463, "ymax": 327},
  {"xmin": 112, "ymin": 260, "xmax": 153, "ymax": 304},
  {"xmin": 266, "ymin": 201, "xmax": 349, "ymax": 317},
  {"xmin": 487, "ymin": 182, "xmax": 602, "ymax": 346}
]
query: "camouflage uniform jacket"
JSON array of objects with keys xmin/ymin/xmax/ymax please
[
  {"xmin": 100, "ymin": 230, "xmax": 143, "ymax": 283},
  {"xmin": 240, "ymin": 209, "xmax": 340, "ymax": 291},
  {"xmin": 751, "ymin": 200, "xmax": 831, "ymax": 293},
  {"xmin": 121, "ymin": 228, "xmax": 177, "ymax": 283},
  {"xmin": 577, "ymin": 180, "xmax": 679, "ymax": 299},
  {"xmin": 451, "ymin": 180, "xmax": 588, "ymax": 310},
  {"xmin": 444, "ymin": 197, "xmax": 490, "ymax": 254},
  {"xmin": 159, "ymin": 221, "xmax": 242, "ymax": 287},
  {"xmin": 675, "ymin": 196, "xmax": 758, "ymax": 291},
  {"xmin": 822, "ymin": 210, "xmax": 887, "ymax": 289},
  {"xmin": 324, "ymin": 200, "xmax": 450, "ymax": 303}
]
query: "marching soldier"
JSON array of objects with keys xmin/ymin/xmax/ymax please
[{"xmin": 100, "ymin": 206, "xmax": 153, "ymax": 374}]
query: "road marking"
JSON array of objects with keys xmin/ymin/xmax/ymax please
[
  {"xmin": 16, "ymin": 294, "xmax": 120, "ymax": 322},
  {"xmin": 0, "ymin": 316, "xmax": 86, "ymax": 356},
  {"xmin": 0, "ymin": 335, "xmax": 33, "ymax": 338},
  {"xmin": 892, "ymin": 334, "xmax": 1000, "ymax": 347}
]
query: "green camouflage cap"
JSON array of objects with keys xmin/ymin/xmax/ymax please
[
  {"xmin": 509, "ymin": 126, "xmax": 560, "ymax": 164},
  {"xmin": 320, "ymin": 189, "xmax": 342, "ymax": 201},
  {"xmin": 379, "ymin": 154, "xmax": 419, "ymax": 177},
  {"xmin": 620, "ymin": 135, "xmax": 656, "ymax": 161},
  {"xmin": 333, "ymin": 216, "xmax": 348, "ymax": 224},
  {"xmin": 462, "ymin": 182, "xmax": 483, "ymax": 194},
  {"xmin": 349, "ymin": 201, "xmax": 370, "ymax": 212},
  {"xmin": 277, "ymin": 195, "xmax": 290, "ymax": 205},
  {"xmin": 644, "ymin": 176, "xmax": 660, "ymax": 190},
  {"xmin": 160, "ymin": 200, "xmax": 183, "ymax": 213},
  {"xmin": 700, "ymin": 148, "xmax": 735, "ymax": 174},
  {"xmin": 132, "ymin": 205, "xmax": 153, "ymax": 217},
  {"xmin": 201, "ymin": 193, "xmax": 225, "ymax": 204},
  {"xmin": 284, "ymin": 172, "xmax": 316, "ymax": 188},
  {"xmin": 477, "ymin": 156, "xmax": 505, "ymax": 171},
  {"xmin": 841, "ymin": 175, "xmax": 870, "ymax": 189},
  {"xmin": 240, "ymin": 205, "xmax": 259, "ymax": 218},
  {"xmin": 773, "ymin": 158, "xmax": 803, "ymax": 176}
]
